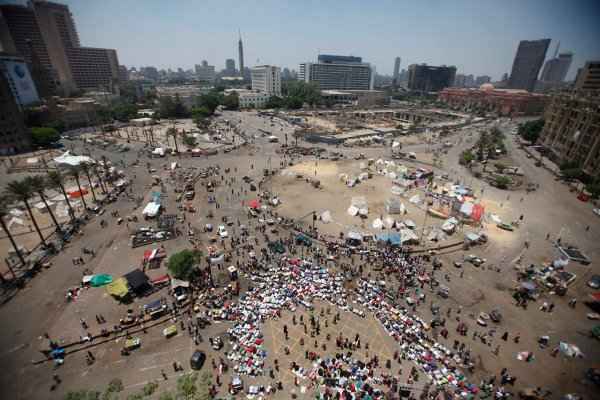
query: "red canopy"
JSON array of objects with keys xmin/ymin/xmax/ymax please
[
  {"xmin": 68, "ymin": 188, "xmax": 88, "ymax": 198},
  {"xmin": 248, "ymin": 199, "xmax": 261, "ymax": 209},
  {"xmin": 590, "ymin": 293, "xmax": 600, "ymax": 302},
  {"xmin": 151, "ymin": 274, "xmax": 170, "ymax": 285}
]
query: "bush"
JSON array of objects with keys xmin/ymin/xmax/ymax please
[
  {"xmin": 561, "ymin": 168, "xmax": 584, "ymax": 181},
  {"xmin": 518, "ymin": 119, "xmax": 544, "ymax": 143},
  {"xmin": 182, "ymin": 134, "xmax": 197, "ymax": 147},
  {"xmin": 167, "ymin": 249, "xmax": 202, "ymax": 280},
  {"xmin": 64, "ymin": 390, "xmax": 100, "ymax": 400},
  {"xmin": 142, "ymin": 381, "xmax": 159, "ymax": 396},
  {"xmin": 494, "ymin": 162, "xmax": 507, "ymax": 173},
  {"xmin": 494, "ymin": 176, "xmax": 511, "ymax": 189},
  {"xmin": 31, "ymin": 127, "xmax": 60, "ymax": 147},
  {"xmin": 459, "ymin": 150, "xmax": 475, "ymax": 165}
]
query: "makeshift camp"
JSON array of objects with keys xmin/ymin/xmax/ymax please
[
  {"xmin": 124, "ymin": 269, "xmax": 151, "ymax": 295},
  {"xmin": 68, "ymin": 188, "xmax": 88, "ymax": 198},
  {"xmin": 320, "ymin": 210, "xmax": 332, "ymax": 224},
  {"xmin": 400, "ymin": 229, "xmax": 419, "ymax": 244},
  {"xmin": 346, "ymin": 231, "xmax": 363, "ymax": 247},
  {"xmin": 89, "ymin": 274, "xmax": 113, "ymax": 287},
  {"xmin": 106, "ymin": 277, "xmax": 129, "ymax": 300},
  {"xmin": 142, "ymin": 202, "xmax": 161, "ymax": 218},
  {"xmin": 376, "ymin": 232, "xmax": 402, "ymax": 246},
  {"xmin": 248, "ymin": 199, "xmax": 261, "ymax": 210},
  {"xmin": 372, "ymin": 218, "xmax": 383, "ymax": 229},
  {"xmin": 409, "ymin": 195, "xmax": 420, "ymax": 204},
  {"xmin": 385, "ymin": 197, "xmax": 403, "ymax": 214}
]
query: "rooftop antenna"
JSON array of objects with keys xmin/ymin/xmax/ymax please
[{"xmin": 238, "ymin": 29, "xmax": 242, "ymax": 41}]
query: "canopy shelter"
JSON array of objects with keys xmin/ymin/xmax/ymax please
[
  {"xmin": 124, "ymin": 269, "xmax": 151, "ymax": 295},
  {"xmin": 171, "ymin": 278, "xmax": 190, "ymax": 290},
  {"xmin": 106, "ymin": 277, "xmax": 129, "ymax": 300},
  {"xmin": 376, "ymin": 232, "xmax": 402, "ymax": 246},
  {"xmin": 54, "ymin": 151, "xmax": 95, "ymax": 168}
]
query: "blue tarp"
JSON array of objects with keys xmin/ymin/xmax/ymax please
[{"xmin": 376, "ymin": 232, "xmax": 402, "ymax": 246}]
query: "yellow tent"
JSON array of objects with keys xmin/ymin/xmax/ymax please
[{"xmin": 106, "ymin": 277, "xmax": 129, "ymax": 299}]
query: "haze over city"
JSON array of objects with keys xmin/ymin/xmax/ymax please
[{"xmin": 3, "ymin": 0, "xmax": 599, "ymax": 79}]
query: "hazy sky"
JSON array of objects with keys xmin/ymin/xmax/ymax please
[{"xmin": 7, "ymin": 0, "xmax": 600, "ymax": 80}]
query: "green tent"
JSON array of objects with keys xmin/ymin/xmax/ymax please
[
  {"xmin": 592, "ymin": 325, "xmax": 600, "ymax": 340},
  {"xmin": 90, "ymin": 274, "xmax": 113, "ymax": 287}
]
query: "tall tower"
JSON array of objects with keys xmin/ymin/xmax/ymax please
[
  {"xmin": 238, "ymin": 30, "xmax": 244, "ymax": 77},
  {"xmin": 508, "ymin": 38, "xmax": 551, "ymax": 91}
]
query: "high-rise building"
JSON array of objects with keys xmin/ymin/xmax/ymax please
[
  {"xmin": 119, "ymin": 65, "xmax": 129, "ymax": 82},
  {"xmin": 393, "ymin": 57, "xmax": 401, "ymax": 84},
  {"xmin": 225, "ymin": 58, "xmax": 236, "ymax": 75},
  {"xmin": 0, "ymin": 0, "xmax": 120, "ymax": 95},
  {"xmin": 540, "ymin": 91, "xmax": 600, "ymax": 178},
  {"xmin": 574, "ymin": 61, "xmax": 600, "ymax": 91},
  {"xmin": 298, "ymin": 54, "xmax": 373, "ymax": 90},
  {"xmin": 475, "ymin": 75, "xmax": 491, "ymax": 85},
  {"xmin": 251, "ymin": 65, "xmax": 281, "ymax": 96},
  {"xmin": 508, "ymin": 38, "xmax": 551, "ymax": 92},
  {"xmin": 454, "ymin": 74, "xmax": 466, "ymax": 87},
  {"xmin": 0, "ymin": 71, "xmax": 30, "ymax": 155},
  {"xmin": 140, "ymin": 66, "xmax": 159, "ymax": 81},
  {"xmin": 238, "ymin": 31, "xmax": 244, "ymax": 77},
  {"xmin": 195, "ymin": 61, "xmax": 215, "ymax": 82},
  {"xmin": 465, "ymin": 74, "xmax": 475, "ymax": 87},
  {"xmin": 407, "ymin": 64, "xmax": 456, "ymax": 92},
  {"xmin": 540, "ymin": 44, "xmax": 573, "ymax": 84}
]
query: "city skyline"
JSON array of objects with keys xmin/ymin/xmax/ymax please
[{"xmin": 4, "ymin": 0, "xmax": 597, "ymax": 81}]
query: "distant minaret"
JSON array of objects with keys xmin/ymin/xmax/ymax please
[{"xmin": 238, "ymin": 30, "xmax": 244, "ymax": 76}]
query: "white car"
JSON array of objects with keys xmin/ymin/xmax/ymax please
[
  {"xmin": 218, "ymin": 225, "xmax": 228, "ymax": 238},
  {"xmin": 593, "ymin": 208, "xmax": 600, "ymax": 217}
]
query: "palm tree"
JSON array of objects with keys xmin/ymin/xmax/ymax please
[
  {"xmin": 92, "ymin": 164, "xmax": 107, "ymax": 194},
  {"xmin": 80, "ymin": 162, "xmax": 97, "ymax": 203},
  {"xmin": 5, "ymin": 179, "xmax": 47, "ymax": 247},
  {"xmin": 0, "ymin": 196, "xmax": 25, "ymax": 275},
  {"xmin": 167, "ymin": 127, "xmax": 179, "ymax": 153},
  {"xmin": 29, "ymin": 175, "xmax": 62, "ymax": 234},
  {"xmin": 68, "ymin": 166, "xmax": 88, "ymax": 210},
  {"xmin": 47, "ymin": 170, "xmax": 76, "ymax": 223}
]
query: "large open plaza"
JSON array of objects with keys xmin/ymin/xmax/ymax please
[{"xmin": 0, "ymin": 109, "xmax": 598, "ymax": 399}]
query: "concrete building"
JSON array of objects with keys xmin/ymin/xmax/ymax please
[
  {"xmin": 226, "ymin": 88, "xmax": 269, "ymax": 108},
  {"xmin": 299, "ymin": 54, "xmax": 373, "ymax": 90},
  {"xmin": 0, "ymin": 0, "xmax": 119, "ymax": 95},
  {"xmin": 225, "ymin": 59, "xmax": 236, "ymax": 75},
  {"xmin": 574, "ymin": 61, "xmax": 600, "ymax": 91},
  {"xmin": 195, "ymin": 61, "xmax": 215, "ymax": 82},
  {"xmin": 155, "ymin": 85, "xmax": 202, "ymax": 109},
  {"xmin": 0, "ymin": 71, "xmax": 30, "ymax": 154},
  {"xmin": 540, "ymin": 52, "xmax": 573, "ymax": 83},
  {"xmin": 321, "ymin": 89, "xmax": 387, "ymax": 107},
  {"xmin": 118, "ymin": 65, "xmax": 129, "ymax": 82},
  {"xmin": 454, "ymin": 74, "xmax": 466, "ymax": 87},
  {"xmin": 438, "ymin": 84, "xmax": 547, "ymax": 116},
  {"xmin": 539, "ymin": 91, "xmax": 600, "ymax": 178},
  {"xmin": 251, "ymin": 65, "xmax": 281, "ymax": 96},
  {"xmin": 140, "ymin": 66, "xmax": 159, "ymax": 81},
  {"xmin": 508, "ymin": 38, "xmax": 551, "ymax": 92},
  {"xmin": 475, "ymin": 75, "xmax": 491, "ymax": 86},
  {"xmin": 0, "ymin": 53, "xmax": 40, "ymax": 109},
  {"xmin": 407, "ymin": 64, "xmax": 456, "ymax": 92},
  {"xmin": 393, "ymin": 57, "xmax": 401, "ymax": 85}
]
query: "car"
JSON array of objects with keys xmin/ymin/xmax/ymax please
[
  {"xmin": 588, "ymin": 275, "xmax": 600, "ymax": 289},
  {"xmin": 218, "ymin": 225, "xmax": 228, "ymax": 238},
  {"xmin": 465, "ymin": 254, "xmax": 486, "ymax": 267},
  {"xmin": 190, "ymin": 350, "xmax": 206, "ymax": 370},
  {"xmin": 593, "ymin": 208, "xmax": 600, "ymax": 217},
  {"xmin": 497, "ymin": 222, "xmax": 515, "ymax": 231}
]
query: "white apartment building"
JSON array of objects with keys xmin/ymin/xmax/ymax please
[
  {"xmin": 225, "ymin": 88, "xmax": 270, "ymax": 108},
  {"xmin": 251, "ymin": 65, "xmax": 281, "ymax": 96}
]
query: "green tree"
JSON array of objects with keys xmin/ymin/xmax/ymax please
[
  {"xmin": 158, "ymin": 392, "xmax": 175, "ymax": 400},
  {"xmin": 561, "ymin": 168, "xmax": 584, "ymax": 181},
  {"xmin": 47, "ymin": 170, "xmax": 75, "ymax": 222},
  {"xmin": 459, "ymin": 150, "xmax": 475, "ymax": 165},
  {"xmin": 173, "ymin": 94, "xmax": 189, "ymax": 118},
  {"xmin": 0, "ymin": 195, "xmax": 25, "ymax": 272},
  {"xmin": 196, "ymin": 92, "xmax": 222, "ymax": 114},
  {"xmin": 167, "ymin": 127, "xmax": 179, "ymax": 153},
  {"xmin": 221, "ymin": 93, "xmax": 239, "ymax": 110},
  {"xmin": 176, "ymin": 372, "xmax": 198, "ymax": 399},
  {"xmin": 31, "ymin": 127, "xmax": 60, "ymax": 147},
  {"xmin": 68, "ymin": 166, "xmax": 88, "ymax": 210},
  {"xmin": 142, "ymin": 381, "xmax": 160, "ymax": 397},
  {"xmin": 182, "ymin": 134, "xmax": 197, "ymax": 147},
  {"xmin": 494, "ymin": 176, "xmax": 511, "ymax": 189},
  {"xmin": 167, "ymin": 249, "xmax": 202, "ymax": 280},
  {"xmin": 518, "ymin": 119, "xmax": 544, "ymax": 143},
  {"xmin": 283, "ymin": 81, "xmax": 321, "ymax": 106},
  {"xmin": 6, "ymin": 178, "xmax": 47, "ymax": 247},
  {"xmin": 265, "ymin": 96, "xmax": 285, "ymax": 109},
  {"xmin": 196, "ymin": 371, "xmax": 213, "ymax": 400},
  {"xmin": 494, "ymin": 162, "xmax": 507, "ymax": 173}
]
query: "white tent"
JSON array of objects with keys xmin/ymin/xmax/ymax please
[
  {"xmin": 54, "ymin": 151, "xmax": 94, "ymax": 167},
  {"xmin": 347, "ymin": 206, "xmax": 359, "ymax": 216},
  {"xmin": 400, "ymin": 229, "xmax": 419, "ymax": 244},
  {"xmin": 320, "ymin": 210, "xmax": 332, "ymax": 224},
  {"xmin": 7, "ymin": 217, "xmax": 24, "ymax": 229},
  {"xmin": 384, "ymin": 216, "xmax": 395, "ymax": 229},
  {"xmin": 9, "ymin": 209, "xmax": 24, "ymax": 217},
  {"xmin": 372, "ymin": 218, "xmax": 383, "ymax": 229},
  {"xmin": 409, "ymin": 195, "xmax": 420, "ymax": 204},
  {"xmin": 142, "ymin": 202, "xmax": 160, "ymax": 217}
]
